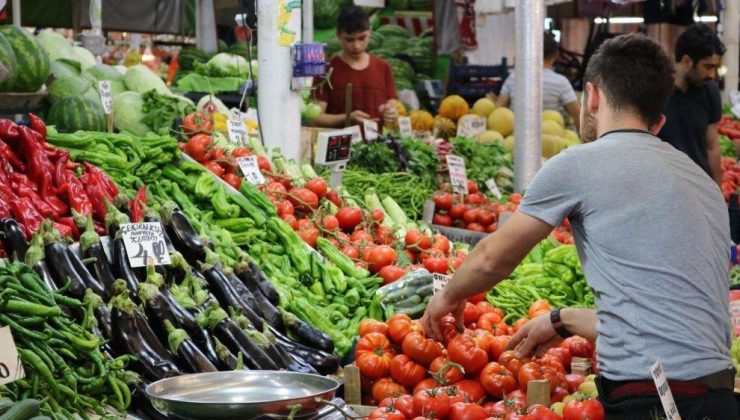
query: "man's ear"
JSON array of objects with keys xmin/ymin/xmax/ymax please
[
  {"xmin": 680, "ymin": 54, "xmax": 694, "ymax": 68},
  {"xmin": 585, "ymin": 82, "xmax": 600, "ymax": 114},
  {"xmin": 650, "ymin": 114, "xmax": 667, "ymax": 135}
]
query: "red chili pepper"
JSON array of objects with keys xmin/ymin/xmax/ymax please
[
  {"xmin": 55, "ymin": 217, "xmax": 79, "ymax": 240},
  {"xmin": 130, "ymin": 186, "xmax": 147, "ymax": 223},
  {"xmin": 9, "ymin": 199, "xmax": 43, "ymax": 238},
  {"xmin": 83, "ymin": 162, "xmax": 119, "ymax": 199},
  {"xmin": 12, "ymin": 181, "xmax": 54, "ymax": 218},
  {"xmin": 0, "ymin": 119, "xmax": 20, "ymax": 146},
  {"xmin": 0, "ymin": 164, "xmax": 13, "ymax": 198},
  {"xmin": 18, "ymin": 127, "xmax": 54, "ymax": 197},
  {"xmin": 53, "ymin": 221, "xmax": 74, "ymax": 238},
  {"xmin": 57, "ymin": 171, "xmax": 93, "ymax": 217},
  {"xmin": 82, "ymin": 172, "xmax": 108, "ymax": 221},
  {"xmin": 28, "ymin": 113, "xmax": 47, "ymax": 139},
  {"xmin": 0, "ymin": 140, "xmax": 25, "ymax": 173},
  {"xmin": 54, "ymin": 154, "xmax": 69, "ymax": 189},
  {"xmin": 93, "ymin": 221, "xmax": 106, "ymax": 236},
  {"xmin": 0, "ymin": 192, "xmax": 12, "ymax": 220}
]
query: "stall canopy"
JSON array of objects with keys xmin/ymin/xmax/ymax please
[{"xmin": 3, "ymin": 0, "xmax": 198, "ymax": 34}]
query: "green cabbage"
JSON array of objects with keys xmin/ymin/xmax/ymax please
[
  {"xmin": 72, "ymin": 46, "xmax": 96, "ymax": 69},
  {"xmin": 113, "ymin": 65, "xmax": 127, "ymax": 75},
  {"xmin": 124, "ymin": 64, "xmax": 170, "ymax": 95},
  {"xmin": 111, "ymin": 91, "xmax": 151, "ymax": 136},
  {"xmin": 50, "ymin": 59, "xmax": 82, "ymax": 80},
  {"xmin": 36, "ymin": 30, "xmax": 76, "ymax": 62},
  {"xmin": 196, "ymin": 53, "xmax": 250, "ymax": 78},
  {"xmin": 85, "ymin": 63, "xmax": 127, "ymax": 96}
]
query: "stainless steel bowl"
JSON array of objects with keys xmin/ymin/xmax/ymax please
[{"xmin": 145, "ymin": 371, "xmax": 341, "ymax": 419}]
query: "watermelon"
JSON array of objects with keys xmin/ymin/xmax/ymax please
[
  {"xmin": 0, "ymin": 25, "xmax": 50, "ymax": 92},
  {"xmin": 382, "ymin": 37, "xmax": 409, "ymax": 54},
  {"xmin": 315, "ymin": 0, "xmax": 341, "ymax": 29},
  {"xmin": 376, "ymin": 24, "xmax": 409, "ymax": 38},
  {"xmin": 404, "ymin": 47, "xmax": 436, "ymax": 74},
  {"xmin": 47, "ymin": 75, "xmax": 92, "ymax": 103},
  {"xmin": 388, "ymin": 58, "xmax": 416, "ymax": 83},
  {"xmin": 47, "ymin": 96, "xmax": 106, "ymax": 132},
  {"xmin": 0, "ymin": 32, "xmax": 17, "ymax": 90},
  {"xmin": 178, "ymin": 47, "xmax": 210, "ymax": 71},
  {"xmin": 389, "ymin": 0, "xmax": 410, "ymax": 10},
  {"xmin": 367, "ymin": 32, "xmax": 384, "ymax": 52},
  {"xmin": 371, "ymin": 49, "xmax": 396, "ymax": 60},
  {"xmin": 50, "ymin": 59, "xmax": 83, "ymax": 80},
  {"xmin": 410, "ymin": 0, "xmax": 432, "ymax": 10}
]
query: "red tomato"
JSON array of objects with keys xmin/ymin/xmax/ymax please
[
  {"xmin": 375, "ymin": 225, "xmax": 396, "ymax": 245},
  {"xmin": 182, "ymin": 112, "xmax": 213, "ymax": 135},
  {"xmin": 256, "ymin": 155, "xmax": 272, "ymax": 172},
  {"xmin": 276, "ymin": 200, "xmax": 295, "ymax": 218},
  {"xmin": 449, "ymin": 380, "xmax": 486, "ymax": 404},
  {"xmin": 463, "ymin": 209, "xmax": 479, "ymax": 224},
  {"xmin": 414, "ymin": 378, "xmax": 441, "ymax": 396},
  {"xmin": 433, "ymin": 213, "xmax": 453, "ymax": 226},
  {"xmin": 304, "ymin": 177, "xmax": 328, "ymax": 198},
  {"xmin": 562, "ymin": 398, "xmax": 605, "ymax": 420},
  {"xmin": 355, "ymin": 333, "xmax": 395, "ymax": 379},
  {"xmin": 365, "ymin": 245, "xmax": 398, "ymax": 273},
  {"xmin": 368, "ymin": 406, "xmax": 406, "ymax": 420},
  {"xmin": 483, "ymin": 400, "xmax": 510, "ymax": 417},
  {"xmin": 465, "ymin": 193, "xmax": 485, "ymax": 206},
  {"xmin": 319, "ymin": 214, "xmax": 339, "ymax": 231},
  {"xmin": 498, "ymin": 351, "xmax": 530, "ymax": 378},
  {"xmin": 372, "ymin": 378, "xmax": 407, "ymax": 402},
  {"xmin": 210, "ymin": 147, "xmax": 226, "ymax": 161},
  {"xmin": 512, "ymin": 318, "xmax": 528, "ymax": 333},
  {"xmin": 479, "ymin": 362, "xmax": 517, "ymax": 398},
  {"xmin": 476, "ymin": 301, "xmax": 495, "ymax": 315},
  {"xmin": 336, "ymin": 206, "xmax": 364, "ymax": 231},
  {"xmin": 565, "ymin": 373, "xmax": 586, "ymax": 393},
  {"xmin": 379, "ymin": 265, "xmax": 408, "ymax": 285},
  {"xmin": 477, "ymin": 312, "xmax": 503, "ymax": 332},
  {"xmin": 231, "ymin": 147, "xmax": 251, "ymax": 158},
  {"xmin": 463, "ymin": 302, "xmax": 481, "ymax": 325},
  {"xmin": 449, "ymin": 203, "xmax": 468, "ymax": 220},
  {"xmin": 298, "ymin": 227, "xmax": 320, "ymax": 247},
  {"xmin": 467, "ymin": 291, "xmax": 487, "ymax": 304},
  {"xmin": 265, "ymin": 181, "xmax": 287, "ymax": 199},
  {"xmin": 358, "ymin": 319, "xmax": 388, "ymax": 337},
  {"xmin": 351, "ymin": 230, "xmax": 375, "ymax": 245},
  {"xmin": 413, "ymin": 388, "xmax": 451, "ymax": 418},
  {"xmin": 517, "ymin": 362, "xmax": 561, "ymax": 392},
  {"xmin": 528, "ymin": 299, "xmax": 551, "ymax": 320},
  {"xmin": 429, "ymin": 357, "xmax": 465, "ymax": 386},
  {"xmin": 433, "ymin": 192, "xmax": 453, "ymax": 210},
  {"xmin": 387, "ymin": 314, "xmax": 424, "ymax": 344},
  {"xmin": 390, "ymin": 354, "xmax": 427, "ymax": 387},
  {"xmin": 281, "ymin": 214, "xmax": 298, "ymax": 230},
  {"xmin": 288, "ymin": 188, "xmax": 319, "ymax": 213},
  {"xmin": 467, "ymin": 223, "xmax": 486, "ymax": 232},
  {"xmin": 222, "ymin": 173, "xmax": 242, "ymax": 190},
  {"xmin": 485, "ymin": 223, "xmax": 497, "ymax": 233},
  {"xmin": 449, "ymin": 402, "xmax": 489, "ymax": 420},
  {"xmin": 326, "ymin": 190, "xmax": 343, "ymax": 207},
  {"xmin": 467, "ymin": 180, "xmax": 479, "ymax": 194},
  {"xmin": 403, "ymin": 332, "xmax": 444, "ymax": 368},
  {"xmin": 380, "ymin": 395, "xmax": 415, "ymax": 419},
  {"xmin": 488, "ymin": 335, "xmax": 511, "ymax": 361},
  {"xmin": 527, "ymin": 404, "xmax": 562, "ymax": 420},
  {"xmin": 550, "ymin": 385, "xmax": 570, "ymax": 403},
  {"xmin": 447, "ymin": 335, "xmax": 489, "ymax": 375},
  {"xmin": 561, "ymin": 336, "xmax": 595, "ymax": 359},
  {"xmin": 546, "ymin": 347, "xmax": 572, "ymax": 369},
  {"xmin": 341, "ymin": 245, "xmax": 360, "ymax": 260},
  {"xmin": 424, "ymin": 256, "xmax": 449, "ymax": 274},
  {"xmin": 204, "ymin": 161, "xmax": 225, "ymax": 178},
  {"xmin": 405, "ymin": 230, "xmax": 432, "ymax": 250}
]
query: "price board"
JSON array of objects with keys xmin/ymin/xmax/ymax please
[
  {"xmin": 237, "ymin": 156, "xmax": 266, "ymax": 185},
  {"xmin": 0, "ymin": 327, "xmax": 24, "ymax": 386},
  {"xmin": 120, "ymin": 222, "xmax": 172, "ymax": 268},
  {"xmin": 446, "ymin": 154, "xmax": 469, "ymax": 195},
  {"xmin": 98, "ymin": 81, "xmax": 112, "ymax": 114}
]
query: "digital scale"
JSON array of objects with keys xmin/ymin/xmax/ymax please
[{"xmin": 314, "ymin": 129, "xmax": 353, "ymax": 188}]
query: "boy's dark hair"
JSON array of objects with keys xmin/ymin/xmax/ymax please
[
  {"xmin": 544, "ymin": 32, "xmax": 559, "ymax": 59},
  {"xmin": 337, "ymin": 5, "xmax": 370, "ymax": 34},
  {"xmin": 584, "ymin": 33, "xmax": 674, "ymax": 126},
  {"xmin": 675, "ymin": 23, "xmax": 726, "ymax": 63}
]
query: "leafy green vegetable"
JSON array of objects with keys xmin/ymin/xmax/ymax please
[
  {"xmin": 399, "ymin": 139, "xmax": 439, "ymax": 188},
  {"xmin": 111, "ymin": 91, "xmax": 151, "ymax": 136},
  {"xmin": 450, "ymin": 136, "xmax": 514, "ymax": 194},
  {"xmin": 347, "ymin": 141, "xmax": 399, "ymax": 174},
  {"xmin": 195, "ymin": 53, "xmax": 254, "ymax": 78},
  {"xmin": 142, "ymin": 90, "xmax": 196, "ymax": 135},
  {"xmin": 720, "ymin": 135, "xmax": 737, "ymax": 159},
  {"xmin": 124, "ymin": 64, "xmax": 171, "ymax": 95},
  {"xmin": 176, "ymin": 72, "xmax": 244, "ymax": 93}
]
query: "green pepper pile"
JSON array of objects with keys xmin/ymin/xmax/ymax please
[
  {"xmin": 487, "ymin": 240, "xmax": 595, "ymax": 322},
  {"xmin": 0, "ymin": 262, "xmax": 137, "ymax": 418}
]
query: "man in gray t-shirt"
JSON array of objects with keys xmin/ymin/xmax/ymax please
[{"xmin": 422, "ymin": 34, "xmax": 737, "ymax": 419}]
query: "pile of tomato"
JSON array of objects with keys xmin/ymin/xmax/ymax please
[
  {"xmin": 430, "ymin": 183, "xmax": 573, "ymax": 245},
  {"xmin": 720, "ymin": 114, "xmax": 740, "ymax": 142},
  {"xmin": 355, "ymin": 300, "xmax": 603, "ymax": 419},
  {"xmin": 721, "ymin": 156, "xmax": 740, "ymax": 202}
]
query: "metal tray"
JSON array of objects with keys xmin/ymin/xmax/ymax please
[{"xmin": 145, "ymin": 371, "xmax": 341, "ymax": 419}]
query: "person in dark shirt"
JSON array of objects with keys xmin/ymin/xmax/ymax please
[
  {"xmin": 658, "ymin": 24, "xmax": 726, "ymax": 185},
  {"xmin": 312, "ymin": 6, "xmax": 398, "ymax": 128}
]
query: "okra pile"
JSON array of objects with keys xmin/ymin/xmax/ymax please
[{"xmin": 0, "ymin": 262, "xmax": 138, "ymax": 419}]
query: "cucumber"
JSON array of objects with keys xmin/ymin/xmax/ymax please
[
  {"xmin": 394, "ymin": 294, "xmax": 422, "ymax": 308},
  {"xmin": 403, "ymin": 270, "xmax": 432, "ymax": 287},
  {"xmin": 0, "ymin": 400, "xmax": 14, "ymax": 415},
  {"xmin": 417, "ymin": 284, "xmax": 434, "ymax": 297},
  {"xmin": 383, "ymin": 287, "xmax": 416, "ymax": 303},
  {"xmin": 0, "ymin": 399, "xmax": 41, "ymax": 420},
  {"xmin": 394, "ymin": 302, "xmax": 427, "ymax": 318},
  {"xmin": 28, "ymin": 417, "xmax": 52, "ymax": 420}
]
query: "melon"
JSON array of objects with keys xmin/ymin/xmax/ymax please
[
  {"xmin": 0, "ymin": 25, "xmax": 50, "ymax": 92},
  {"xmin": 434, "ymin": 116, "xmax": 456, "ymax": 139},
  {"xmin": 0, "ymin": 33, "xmax": 17, "ymax": 91},
  {"xmin": 472, "ymin": 97, "xmax": 496, "ymax": 117},
  {"xmin": 410, "ymin": 109, "xmax": 434, "ymax": 131},
  {"xmin": 564, "ymin": 129, "xmax": 580, "ymax": 145},
  {"xmin": 542, "ymin": 134, "xmax": 568, "ymax": 158},
  {"xmin": 438, "ymin": 95, "xmax": 470, "ymax": 122},
  {"xmin": 457, "ymin": 114, "xmax": 478, "ymax": 130},
  {"xmin": 543, "ymin": 109, "xmax": 565, "ymax": 127},
  {"xmin": 48, "ymin": 96, "xmax": 106, "ymax": 132},
  {"xmin": 477, "ymin": 130, "xmax": 504, "ymax": 144},
  {"xmin": 542, "ymin": 119, "xmax": 565, "ymax": 137},
  {"xmin": 502, "ymin": 135, "xmax": 514, "ymax": 153},
  {"xmin": 488, "ymin": 107, "xmax": 515, "ymax": 137}
]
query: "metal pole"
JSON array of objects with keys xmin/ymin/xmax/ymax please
[
  {"xmin": 303, "ymin": 0, "xmax": 314, "ymax": 43},
  {"xmin": 11, "ymin": 0, "xmax": 20, "ymax": 26},
  {"xmin": 196, "ymin": 0, "xmax": 218, "ymax": 53},
  {"xmin": 722, "ymin": 0, "xmax": 739, "ymax": 101},
  {"xmin": 513, "ymin": 0, "xmax": 544, "ymax": 192},
  {"xmin": 258, "ymin": 0, "xmax": 303, "ymax": 162}
]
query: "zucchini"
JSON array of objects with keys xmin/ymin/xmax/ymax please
[
  {"xmin": 395, "ymin": 294, "xmax": 422, "ymax": 308},
  {"xmin": 0, "ymin": 399, "xmax": 41, "ymax": 420}
]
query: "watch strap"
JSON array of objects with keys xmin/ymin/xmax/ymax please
[{"xmin": 550, "ymin": 308, "xmax": 573, "ymax": 338}]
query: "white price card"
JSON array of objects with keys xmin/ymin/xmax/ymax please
[
  {"xmin": 732, "ymin": 103, "xmax": 740, "ymax": 119},
  {"xmin": 348, "ymin": 125, "xmax": 363, "ymax": 143},
  {"xmin": 227, "ymin": 120, "xmax": 248, "ymax": 144},
  {"xmin": 486, "ymin": 178, "xmax": 503, "ymax": 199},
  {"xmin": 237, "ymin": 156, "xmax": 266, "ymax": 185},
  {"xmin": 446, "ymin": 154, "xmax": 469, "ymax": 195},
  {"xmin": 468, "ymin": 116, "xmax": 487, "ymax": 135},
  {"xmin": 432, "ymin": 273, "xmax": 451, "ymax": 295},
  {"xmin": 650, "ymin": 359, "xmax": 681, "ymax": 420},
  {"xmin": 230, "ymin": 108, "xmax": 242, "ymax": 121},
  {"xmin": 120, "ymin": 222, "xmax": 172, "ymax": 268},
  {"xmin": 730, "ymin": 91, "xmax": 740, "ymax": 106},
  {"xmin": 363, "ymin": 119, "xmax": 379, "ymax": 141},
  {"xmin": 398, "ymin": 117, "xmax": 413, "ymax": 138},
  {"xmin": 0, "ymin": 326, "xmax": 25, "ymax": 386},
  {"xmin": 98, "ymin": 81, "xmax": 112, "ymax": 114}
]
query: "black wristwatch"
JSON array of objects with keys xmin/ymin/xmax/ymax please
[{"xmin": 550, "ymin": 308, "xmax": 573, "ymax": 338}]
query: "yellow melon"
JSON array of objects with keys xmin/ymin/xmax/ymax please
[
  {"xmin": 477, "ymin": 130, "xmax": 504, "ymax": 144},
  {"xmin": 502, "ymin": 135, "xmax": 514, "ymax": 153},
  {"xmin": 488, "ymin": 107, "xmax": 515, "ymax": 137},
  {"xmin": 542, "ymin": 110, "xmax": 565, "ymax": 127},
  {"xmin": 395, "ymin": 100, "xmax": 407, "ymax": 117},
  {"xmin": 438, "ymin": 95, "xmax": 470, "ymax": 122},
  {"xmin": 564, "ymin": 129, "xmax": 580, "ymax": 145},
  {"xmin": 434, "ymin": 116, "xmax": 457, "ymax": 139},
  {"xmin": 472, "ymin": 97, "xmax": 496, "ymax": 117},
  {"xmin": 410, "ymin": 110, "xmax": 435, "ymax": 131},
  {"xmin": 542, "ymin": 119, "xmax": 565, "ymax": 137},
  {"xmin": 541, "ymin": 134, "xmax": 568, "ymax": 158}
]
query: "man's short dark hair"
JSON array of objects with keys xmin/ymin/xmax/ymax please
[
  {"xmin": 337, "ymin": 5, "xmax": 370, "ymax": 34},
  {"xmin": 544, "ymin": 32, "xmax": 558, "ymax": 59},
  {"xmin": 674, "ymin": 23, "xmax": 726, "ymax": 63},
  {"xmin": 584, "ymin": 33, "xmax": 674, "ymax": 126}
]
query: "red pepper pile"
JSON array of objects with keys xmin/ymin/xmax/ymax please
[
  {"xmin": 0, "ymin": 115, "xmax": 119, "ymax": 245},
  {"xmin": 721, "ymin": 156, "xmax": 740, "ymax": 202},
  {"xmin": 720, "ymin": 114, "xmax": 740, "ymax": 142}
]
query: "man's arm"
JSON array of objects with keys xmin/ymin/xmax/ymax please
[
  {"xmin": 507, "ymin": 308, "xmax": 597, "ymax": 358},
  {"xmin": 564, "ymin": 101, "xmax": 581, "ymax": 133},
  {"xmin": 706, "ymin": 123, "xmax": 722, "ymax": 185},
  {"xmin": 496, "ymin": 95, "xmax": 511, "ymax": 108},
  {"xmin": 311, "ymin": 101, "xmax": 372, "ymax": 128},
  {"xmin": 421, "ymin": 211, "xmax": 553, "ymax": 341}
]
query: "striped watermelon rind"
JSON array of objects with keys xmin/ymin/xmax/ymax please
[
  {"xmin": 0, "ymin": 32, "xmax": 17, "ymax": 91},
  {"xmin": 47, "ymin": 96, "xmax": 106, "ymax": 133},
  {"xmin": 0, "ymin": 25, "xmax": 50, "ymax": 93}
]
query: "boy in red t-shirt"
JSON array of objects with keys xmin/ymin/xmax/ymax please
[{"xmin": 312, "ymin": 6, "xmax": 399, "ymax": 128}]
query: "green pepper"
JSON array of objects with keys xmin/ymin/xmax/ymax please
[
  {"xmin": 228, "ymin": 188, "xmax": 267, "ymax": 226},
  {"xmin": 368, "ymin": 295, "xmax": 384, "ymax": 320},
  {"xmin": 194, "ymin": 173, "xmax": 217, "ymax": 200},
  {"xmin": 211, "ymin": 185, "xmax": 242, "ymax": 218},
  {"xmin": 544, "ymin": 245, "xmax": 577, "ymax": 263},
  {"xmin": 345, "ymin": 288, "xmax": 361, "ymax": 307},
  {"xmin": 544, "ymin": 262, "xmax": 576, "ymax": 285},
  {"xmin": 267, "ymin": 217, "xmax": 311, "ymax": 274},
  {"xmin": 324, "ymin": 265, "xmax": 348, "ymax": 293},
  {"xmin": 514, "ymin": 263, "xmax": 544, "ymax": 277},
  {"xmin": 316, "ymin": 238, "xmax": 370, "ymax": 278},
  {"xmin": 310, "ymin": 282, "xmax": 326, "ymax": 297},
  {"xmin": 573, "ymin": 281, "xmax": 587, "ymax": 303},
  {"xmin": 289, "ymin": 298, "xmax": 353, "ymax": 355}
]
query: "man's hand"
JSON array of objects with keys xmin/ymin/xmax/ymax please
[
  {"xmin": 506, "ymin": 312, "xmax": 557, "ymax": 359},
  {"xmin": 380, "ymin": 100, "xmax": 399, "ymax": 127},
  {"xmin": 420, "ymin": 289, "xmax": 465, "ymax": 342},
  {"xmin": 350, "ymin": 110, "xmax": 373, "ymax": 124}
]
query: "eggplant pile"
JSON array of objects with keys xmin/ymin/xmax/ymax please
[{"xmin": 0, "ymin": 195, "xmax": 341, "ymax": 394}]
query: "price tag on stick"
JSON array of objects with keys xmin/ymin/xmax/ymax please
[
  {"xmin": 446, "ymin": 154, "xmax": 469, "ymax": 195},
  {"xmin": 363, "ymin": 119, "xmax": 379, "ymax": 141},
  {"xmin": 486, "ymin": 178, "xmax": 503, "ymax": 199},
  {"xmin": 227, "ymin": 120, "xmax": 248, "ymax": 144},
  {"xmin": 237, "ymin": 156, "xmax": 266, "ymax": 185},
  {"xmin": 0, "ymin": 326, "xmax": 25, "ymax": 386},
  {"xmin": 98, "ymin": 81, "xmax": 113, "ymax": 132},
  {"xmin": 399, "ymin": 116, "xmax": 413, "ymax": 138},
  {"xmin": 120, "ymin": 223, "xmax": 172, "ymax": 268},
  {"xmin": 432, "ymin": 273, "xmax": 451, "ymax": 295}
]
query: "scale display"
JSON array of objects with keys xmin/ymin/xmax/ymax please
[{"xmin": 315, "ymin": 130, "xmax": 354, "ymax": 165}]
